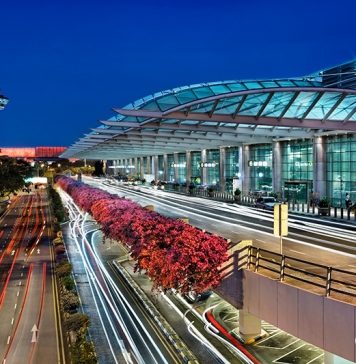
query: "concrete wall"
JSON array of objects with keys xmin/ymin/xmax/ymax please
[{"xmin": 217, "ymin": 269, "xmax": 356, "ymax": 362}]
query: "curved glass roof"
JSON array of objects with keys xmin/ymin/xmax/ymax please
[
  {"xmin": 62, "ymin": 77, "xmax": 356, "ymax": 159},
  {"xmin": 124, "ymin": 78, "xmax": 322, "ymax": 112}
]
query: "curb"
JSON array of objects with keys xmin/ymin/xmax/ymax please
[{"xmin": 112, "ymin": 261, "xmax": 199, "ymax": 364}]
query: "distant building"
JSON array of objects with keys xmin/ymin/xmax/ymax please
[{"xmin": 0, "ymin": 146, "xmax": 67, "ymax": 161}]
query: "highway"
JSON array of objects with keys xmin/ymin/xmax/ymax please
[
  {"xmin": 59, "ymin": 178, "xmax": 334, "ymax": 364},
  {"xmin": 60, "ymin": 191, "xmax": 187, "ymax": 364},
  {"xmin": 85, "ymin": 178, "xmax": 356, "ymax": 258},
  {"xmin": 0, "ymin": 191, "xmax": 62, "ymax": 364},
  {"xmin": 83, "ymin": 177, "xmax": 356, "ymax": 302}
]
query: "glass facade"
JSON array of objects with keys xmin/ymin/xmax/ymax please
[
  {"xmin": 158, "ymin": 155, "xmax": 164, "ymax": 179},
  {"xmin": 177, "ymin": 153, "xmax": 186, "ymax": 183},
  {"xmin": 326, "ymin": 135, "xmax": 356, "ymax": 207},
  {"xmin": 137, "ymin": 158, "xmax": 141, "ymax": 175},
  {"xmin": 206, "ymin": 149, "xmax": 220, "ymax": 186},
  {"xmin": 225, "ymin": 147, "xmax": 239, "ymax": 193},
  {"xmin": 191, "ymin": 151, "xmax": 201, "ymax": 184},
  {"xmin": 249, "ymin": 144, "xmax": 272, "ymax": 192},
  {"xmin": 167, "ymin": 154, "xmax": 174, "ymax": 182},
  {"xmin": 281, "ymin": 140, "xmax": 313, "ymax": 203}
]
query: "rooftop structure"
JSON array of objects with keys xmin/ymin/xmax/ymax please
[{"xmin": 62, "ymin": 60, "xmax": 356, "ymax": 160}]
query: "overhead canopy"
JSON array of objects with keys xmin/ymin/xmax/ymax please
[{"xmin": 61, "ymin": 78, "xmax": 356, "ymax": 160}]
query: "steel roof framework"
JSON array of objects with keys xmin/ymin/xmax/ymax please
[{"xmin": 61, "ymin": 81, "xmax": 356, "ymax": 160}]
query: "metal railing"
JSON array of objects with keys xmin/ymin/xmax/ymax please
[
  {"xmin": 163, "ymin": 186, "xmax": 356, "ymax": 222},
  {"xmin": 239, "ymin": 246, "xmax": 356, "ymax": 299}
]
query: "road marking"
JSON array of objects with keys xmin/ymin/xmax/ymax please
[
  {"xmin": 16, "ymin": 291, "xmax": 19, "ymax": 297},
  {"xmin": 11, "ymin": 318, "xmax": 14, "ymax": 325},
  {"xmin": 7, "ymin": 336, "xmax": 10, "ymax": 344},
  {"xmin": 18, "ymin": 281, "xmax": 21, "ymax": 286},
  {"xmin": 289, "ymin": 249, "xmax": 306, "ymax": 255},
  {"xmin": 20, "ymin": 273, "xmax": 23, "ymax": 277},
  {"xmin": 14, "ymin": 303, "xmax": 17, "ymax": 310}
]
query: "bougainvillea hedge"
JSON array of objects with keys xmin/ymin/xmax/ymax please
[{"xmin": 55, "ymin": 176, "xmax": 228, "ymax": 294}]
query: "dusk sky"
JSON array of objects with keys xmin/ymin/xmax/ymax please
[{"xmin": 1, "ymin": 0, "xmax": 355, "ymax": 147}]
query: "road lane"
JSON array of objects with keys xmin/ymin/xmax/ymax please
[
  {"xmin": 61, "ymin": 191, "xmax": 187, "ymax": 364},
  {"xmin": 0, "ymin": 191, "xmax": 61, "ymax": 364}
]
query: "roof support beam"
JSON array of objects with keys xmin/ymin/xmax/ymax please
[
  {"xmin": 343, "ymin": 107, "xmax": 356, "ymax": 123},
  {"xmin": 101, "ymin": 120, "xmax": 141, "ymax": 127},
  {"xmin": 278, "ymin": 91, "xmax": 300, "ymax": 120},
  {"xmin": 113, "ymin": 109, "xmax": 356, "ymax": 131},
  {"xmin": 322, "ymin": 93, "xmax": 346, "ymax": 122},
  {"xmin": 209, "ymin": 99, "xmax": 220, "ymax": 117},
  {"xmin": 255, "ymin": 92, "xmax": 274, "ymax": 119},
  {"xmin": 301, "ymin": 92, "xmax": 324, "ymax": 119},
  {"xmin": 232, "ymin": 94, "xmax": 247, "ymax": 119},
  {"xmin": 97, "ymin": 120, "xmax": 310, "ymax": 138}
]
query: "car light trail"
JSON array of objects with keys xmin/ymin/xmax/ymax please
[
  {"xmin": 60, "ymin": 190, "xmax": 171, "ymax": 364},
  {"xmin": 90, "ymin": 180, "xmax": 356, "ymax": 257}
]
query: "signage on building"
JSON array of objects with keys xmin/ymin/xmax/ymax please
[
  {"xmin": 170, "ymin": 162, "xmax": 186, "ymax": 168},
  {"xmin": 248, "ymin": 160, "xmax": 270, "ymax": 167},
  {"xmin": 199, "ymin": 162, "xmax": 218, "ymax": 168},
  {"xmin": 109, "ymin": 165, "xmax": 135, "ymax": 169},
  {"xmin": 294, "ymin": 161, "xmax": 312, "ymax": 167}
]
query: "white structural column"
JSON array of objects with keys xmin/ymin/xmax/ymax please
[
  {"xmin": 240, "ymin": 145, "xmax": 251, "ymax": 194},
  {"xmin": 163, "ymin": 154, "xmax": 168, "ymax": 181},
  {"xmin": 313, "ymin": 136, "xmax": 326, "ymax": 198},
  {"xmin": 238, "ymin": 310, "xmax": 262, "ymax": 342},
  {"xmin": 134, "ymin": 157, "xmax": 138, "ymax": 175},
  {"xmin": 201, "ymin": 149, "xmax": 207, "ymax": 185},
  {"xmin": 152, "ymin": 156, "xmax": 158, "ymax": 180},
  {"xmin": 139, "ymin": 157, "xmax": 144, "ymax": 178},
  {"xmin": 174, "ymin": 153, "xmax": 179, "ymax": 182},
  {"xmin": 324, "ymin": 352, "xmax": 354, "ymax": 364},
  {"xmin": 219, "ymin": 147, "xmax": 226, "ymax": 192},
  {"xmin": 186, "ymin": 151, "xmax": 192, "ymax": 186},
  {"xmin": 147, "ymin": 156, "xmax": 152, "ymax": 174},
  {"xmin": 272, "ymin": 141, "xmax": 282, "ymax": 194},
  {"xmin": 129, "ymin": 158, "xmax": 134, "ymax": 176}
]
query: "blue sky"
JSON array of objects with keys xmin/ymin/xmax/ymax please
[{"xmin": 0, "ymin": 0, "xmax": 355, "ymax": 146}]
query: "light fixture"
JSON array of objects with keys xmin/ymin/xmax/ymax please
[{"xmin": 0, "ymin": 95, "xmax": 9, "ymax": 110}]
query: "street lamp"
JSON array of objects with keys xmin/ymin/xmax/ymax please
[{"xmin": 0, "ymin": 95, "xmax": 9, "ymax": 110}]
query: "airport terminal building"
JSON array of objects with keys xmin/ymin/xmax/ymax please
[{"xmin": 62, "ymin": 60, "xmax": 356, "ymax": 207}]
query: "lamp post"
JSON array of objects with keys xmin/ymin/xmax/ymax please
[
  {"xmin": 338, "ymin": 175, "xmax": 343, "ymax": 207},
  {"xmin": 0, "ymin": 95, "xmax": 9, "ymax": 110}
]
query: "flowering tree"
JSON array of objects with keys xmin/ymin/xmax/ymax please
[{"xmin": 55, "ymin": 176, "xmax": 228, "ymax": 294}]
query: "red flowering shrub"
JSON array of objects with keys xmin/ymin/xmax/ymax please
[{"xmin": 55, "ymin": 175, "xmax": 228, "ymax": 294}]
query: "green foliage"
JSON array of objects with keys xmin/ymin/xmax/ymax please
[
  {"xmin": 0, "ymin": 157, "xmax": 31, "ymax": 196},
  {"xmin": 56, "ymin": 262, "xmax": 72, "ymax": 278},
  {"xmin": 61, "ymin": 290, "xmax": 79, "ymax": 312},
  {"xmin": 70, "ymin": 338, "xmax": 97, "ymax": 364},
  {"xmin": 65, "ymin": 313, "xmax": 89, "ymax": 333},
  {"xmin": 62, "ymin": 275, "xmax": 75, "ymax": 291},
  {"xmin": 318, "ymin": 197, "xmax": 330, "ymax": 208},
  {"xmin": 234, "ymin": 188, "xmax": 241, "ymax": 196},
  {"xmin": 48, "ymin": 185, "xmax": 66, "ymax": 223}
]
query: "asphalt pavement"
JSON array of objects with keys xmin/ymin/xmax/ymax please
[{"xmin": 0, "ymin": 191, "xmax": 61, "ymax": 364}]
